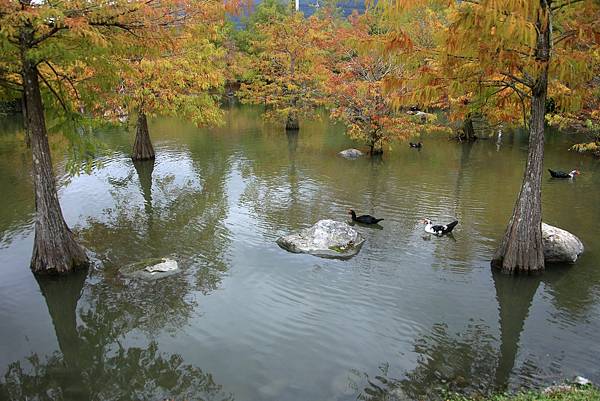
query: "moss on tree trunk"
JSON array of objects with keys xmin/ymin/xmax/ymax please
[
  {"xmin": 21, "ymin": 56, "xmax": 88, "ymax": 274},
  {"xmin": 132, "ymin": 111, "xmax": 155, "ymax": 161}
]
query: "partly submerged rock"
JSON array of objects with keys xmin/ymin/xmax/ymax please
[
  {"xmin": 542, "ymin": 223, "xmax": 584, "ymax": 263},
  {"xmin": 338, "ymin": 148, "xmax": 364, "ymax": 159},
  {"xmin": 119, "ymin": 257, "xmax": 179, "ymax": 280},
  {"xmin": 573, "ymin": 376, "xmax": 592, "ymax": 386},
  {"xmin": 277, "ymin": 219, "xmax": 365, "ymax": 259}
]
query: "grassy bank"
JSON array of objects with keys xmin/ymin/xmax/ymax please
[{"xmin": 448, "ymin": 385, "xmax": 599, "ymax": 401}]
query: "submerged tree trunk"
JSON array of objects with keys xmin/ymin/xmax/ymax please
[
  {"xmin": 132, "ymin": 111, "xmax": 155, "ymax": 161},
  {"xmin": 369, "ymin": 131, "xmax": 384, "ymax": 156},
  {"xmin": 460, "ymin": 115, "xmax": 477, "ymax": 141},
  {"xmin": 285, "ymin": 110, "xmax": 299, "ymax": 131},
  {"xmin": 491, "ymin": 6, "xmax": 550, "ymax": 274},
  {"xmin": 21, "ymin": 57, "xmax": 88, "ymax": 274}
]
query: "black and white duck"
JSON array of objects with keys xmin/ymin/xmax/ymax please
[
  {"xmin": 421, "ymin": 219, "xmax": 458, "ymax": 236},
  {"xmin": 409, "ymin": 142, "xmax": 423, "ymax": 149},
  {"xmin": 348, "ymin": 210, "xmax": 384, "ymax": 225},
  {"xmin": 548, "ymin": 169, "xmax": 580, "ymax": 179}
]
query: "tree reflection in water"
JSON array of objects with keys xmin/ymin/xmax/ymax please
[
  {"xmin": 351, "ymin": 321, "xmax": 498, "ymax": 401},
  {"xmin": 0, "ymin": 270, "xmax": 233, "ymax": 401},
  {"xmin": 351, "ymin": 271, "xmax": 548, "ymax": 401},
  {"xmin": 0, "ymin": 148, "xmax": 234, "ymax": 400}
]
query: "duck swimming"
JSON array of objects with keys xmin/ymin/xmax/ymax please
[
  {"xmin": 348, "ymin": 210, "xmax": 384, "ymax": 225},
  {"xmin": 421, "ymin": 219, "xmax": 458, "ymax": 236},
  {"xmin": 409, "ymin": 142, "xmax": 423, "ymax": 149},
  {"xmin": 548, "ymin": 169, "xmax": 580, "ymax": 179}
]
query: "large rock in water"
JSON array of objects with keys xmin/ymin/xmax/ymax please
[
  {"xmin": 338, "ymin": 148, "xmax": 363, "ymax": 159},
  {"xmin": 542, "ymin": 223, "xmax": 584, "ymax": 263},
  {"xmin": 277, "ymin": 219, "xmax": 365, "ymax": 259}
]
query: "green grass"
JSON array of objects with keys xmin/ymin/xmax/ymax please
[{"xmin": 447, "ymin": 385, "xmax": 600, "ymax": 401}]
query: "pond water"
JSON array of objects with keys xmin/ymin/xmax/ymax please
[{"xmin": 0, "ymin": 106, "xmax": 599, "ymax": 401}]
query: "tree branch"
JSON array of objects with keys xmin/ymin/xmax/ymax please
[
  {"xmin": 500, "ymin": 71, "xmax": 534, "ymax": 88},
  {"xmin": 551, "ymin": 0, "xmax": 585, "ymax": 12},
  {"xmin": 31, "ymin": 26, "xmax": 67, "ymax": 46},
  {"xmin": 37, "ymin": 71, "xmax": 69, "ymax": 113},
  {"xmin": 44, "ymin": 61, "xmax": 81, "ymax": 101}
]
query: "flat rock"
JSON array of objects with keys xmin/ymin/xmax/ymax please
[
  {"xmin": 542, "ymin": 223, "xmax": 584, "ymax": 263},
  {"xmin": 119, "ymin": 257, "xmax": 179, "ymax": 280},
  {"xmin": 338, "ymin": 148, "xmax": 363, "ymax": 159},
  {"xmin": 573, "ymin": 376, "xmax": 592, "ymax": 386},
  {"xmin": 277, "ymin": 219, "xmax": 365, "ymax": 259}
]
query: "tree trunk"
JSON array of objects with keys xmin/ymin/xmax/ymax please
[
  {"xmin": 285, "ymin": 111, "xmax": 299, "ymax": 131},
  {"xmin": 132, "ymin": 111, "xmax": 155, "ymax": 160},
  {"xmin": 369, "ymin": 132, "xmax": 384, "ymax": 156},
  {"xmin": 491, "ymin": 5, "xmax": 551, "ymax": 274},
  {"xmin": 21, "ymin": 94, "xmax": 31, "ymax": 148},
  {"xmin": 21, "ymin": 59, "xmax": 88, "ymax": 274},
  {"xmin": 461, "ymin": 115, "xmax": 476, "ymax": 141}
]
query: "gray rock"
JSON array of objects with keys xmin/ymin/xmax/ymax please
[
  {"xmin": 574, "ymin": 376, "xmax": 592, "ymax": 386},
  {"xmin": 119, "ymin": 257, "xmax": 179, "ymax": 280},
  {"xmin": 542, "ymin": 223, "xmax": 584, "ymax": 263},
  {"xmin": 338, "ymin": 148, "xmax": 363, "ymax": 159},
  {"xmin": 277, "ymin": 219, "xmax": 365, "ymax": 259}
]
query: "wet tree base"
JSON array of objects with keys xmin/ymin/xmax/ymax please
[
  {"xmin": 132, "ymin": 112, "xmax": 156, "ymax": 161},
  {"xmin": 31, "ymin": 232, "xmax": 89, "ymax": 275},
  {"xmin": 285, "ymin": 114, "xmax": 299, "ymax": 131}
]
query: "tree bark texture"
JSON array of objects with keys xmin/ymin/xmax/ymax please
[
  {"xmin": 460, "ymin": 116, "xmax": 476, "ymax": 141},
  {"xmin": 285, "ymin": 111, "xmax": 299, "ymax": 131},
  {"xmin": 132, "ymin": 112, "xmax": 155, "ymax": 160},
  {"xmin": 21, "ymin": 55, "xmax": 88, "ymax": 274},
  {"xmin": 369, "ymin": 130, "xmax": 384, "ymax": 156},
  {"xmin": 491, "ymin": 5, "xmax": 551, "ymax": 273}
]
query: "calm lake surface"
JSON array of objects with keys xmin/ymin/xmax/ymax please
[{"xmin": 1, "ymin": 106, "xmax": 599, "ymax": 401}]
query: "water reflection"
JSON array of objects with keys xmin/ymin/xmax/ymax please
[
  {"xmin": 0, "ymin": 270, "xmax": 233, "ymax": 401},
  {"xmin": 133, "ymin": 159, "xmax": 155, "ymax": 218},
  {"xmin": 493, "ymin": 271, "xmax": 541, "ymax": 390},
  {"xmin": 350, "ymin": 267, "xmax": 591, "ymax": 400},
  {"xmin": 1, "ymin": 106, "xmax": 600, "ymax": 401},
  {"xmin": 351, "ymin": 321, "xmax": 498, "ymax": 401}
]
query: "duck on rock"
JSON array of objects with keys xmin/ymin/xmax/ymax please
[
  {"xmin": 421, "ymin": 219, "xmax": 458, "ymax": 236},
  {"xmin": 548, "ymin": 169, "xmax": 580, "ymax": 179},
  {"xmin": 348, "ymin": 209, "xmax": 384, "ymax": 225}
]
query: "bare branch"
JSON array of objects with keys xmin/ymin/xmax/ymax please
[
  {"xmin": 500, "ymin": 71, "xmax": 534, "ymax": 88},
  {"xmin": 551, "ymin": 0, "xmax": 585, "ymax": 12},
  {"xmin": 44, "ymin": 61, "xmax": 81, "ymax": 101},
  {"xmin": 37, "ymin": 71, "xmax": 69, "ymax": 113}
]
